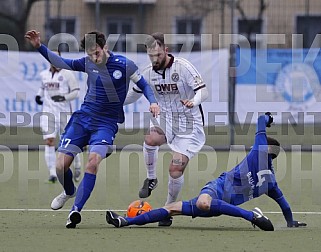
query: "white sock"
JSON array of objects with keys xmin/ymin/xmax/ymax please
[
  {"xmin": 143, "ymin": 142, "xmax": 159, "ymax": 179},
  {"xmin": 165, "ymin": 175, "xmax": 184, "ymax": 205},
  {"xmin": 73, "ymin": 154, "xmax": 81, "ymax": 171},
  {"xmin": 45, "ymin": 145, "xmax": 56, "ymax": 177}
]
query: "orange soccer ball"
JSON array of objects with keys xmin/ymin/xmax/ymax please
[{"xmin": 127, "ymin": 200, "xmax": 152, "ymax": 218}]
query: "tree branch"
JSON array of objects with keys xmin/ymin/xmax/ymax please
[
  {"xmin": 257, "ymin": 0, "xmax": 268, "ymax": 19},
  {"xmin": 0, "ymin": 0, "xmax": 42, "ymax": 24},
  {"xmin": 235, "ymin": 0, "xmax": 248, "ymax": 21}
]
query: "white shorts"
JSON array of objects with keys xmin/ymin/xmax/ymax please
[
  {"xmin": 150, "ymin": 116, "xmax": 205, "ymax": 159},
  {"xmin": 40, "ymin": 112, "xmax": 68, "ymax": 140}
]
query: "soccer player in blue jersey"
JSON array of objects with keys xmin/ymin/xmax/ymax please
[
  {"xmin": 25, "ymin": 30, "xmax": 160, "ymax": 228},
  {"xmin": 106, "ymin": 113, "xmax": 307, "ymax": 230}
]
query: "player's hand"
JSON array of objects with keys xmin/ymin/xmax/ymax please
[
  {"xmin": 180, "ymin": 99, "xmax": 194, "ymax": 108},
  {"xmin": 24, "ymin": 30, "xmax": 41, "ymax": 48},
  {"xmin": 149, "ymin": 103, "xmax": 160, "ymax": 117},
  {"xmin": 287, "ymin": 220, "xmax": 307, "ymax": 227},
  {"xmin": 265, "ymin": 112, "xmax": 273, "ymax": 127},
  {"xmin": 51, "ymin": 95, "xmax": 66, "ymax": 102},
  {"xmin": 35, "ymin": 95, "xmax": 43, "ymax": 105}
]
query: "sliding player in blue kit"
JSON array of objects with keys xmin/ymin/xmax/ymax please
[
  {"xmin": 106, "ymin": 113, "xmax": 307, "ymax": 231},
  {"xmin": 25, "ymin": 30, "xmax": 160, "ymax": 228}
]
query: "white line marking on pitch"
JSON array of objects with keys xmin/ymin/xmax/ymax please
[
  {"xmin": 0, "ymin": 209, "xmax": 126, "ymax": 212},
  {"xmin": 0, "ymin": 209, "xmax": 320, "ymax": 214}
]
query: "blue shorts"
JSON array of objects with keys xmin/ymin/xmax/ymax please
[
  {"xmin": 58, "ymin": 111, "xmax": 118, "ymax": 158},
  {"xmin": 199, "ymin": 173, "xmax": 225, "ymax": 200}
]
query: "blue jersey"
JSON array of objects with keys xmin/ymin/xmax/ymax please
[
  {"xmin": 37, "ymin": 45, "xmax": 156, "ymax": 124},
  {"xmin": 199, "ymin": 115, "xmax": 294, "ymax": 224},
  {"xmin": 202, "ymin": 115, "xmax": 282, "ymax": 205}
]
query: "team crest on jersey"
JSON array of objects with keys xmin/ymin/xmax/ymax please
[
  {"xmin": 171, "ymin": 73, "xmax": 179, "ymax": 82},
  {"xmin": 113, "ymin": 70, "xmax": 122, "ymax": 79},
  {"xmin": 58, "ymin": 76, "xmax": 63, "ymax": 81}
]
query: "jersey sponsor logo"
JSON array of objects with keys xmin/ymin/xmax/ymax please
[
  {"xmin": 45, "ymin": 82, "xmax": 60, "ymax": 89},
  {"xmin": 113, "ymin": 70, "xmax": 122, "ymax": 79},
  {"xmin": 247, "ymin": 172, "xmax": 255, "ymax": 200},
  {"xmin": 171, "ymin": 73, "xmax": 179, "ymax": 82},
  {"xmin": 93, "ymin": 69, "xmax": 99, "ymax": 73},
  {"xmin": 155, "ymin": 83, "xmax": 179, "ymax": 95}
]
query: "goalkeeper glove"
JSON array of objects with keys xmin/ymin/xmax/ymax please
[
  {"xmin": 287, "ymin": 220, "xmax": 307, "ymax": 227},
  {"xmin": 35, "ymin": 95, "xmax": 43, "ymax": 105},
  {"xmin": 265, "ymin": 112, "xmax": 273, "ymax": 127},
  {"xmin": 51, "ymin": 95, "xmax": 66, "ymax": 102}
]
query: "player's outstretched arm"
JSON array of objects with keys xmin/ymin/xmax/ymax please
[
  {"xmin": 268, "ymin": 187, "xmax": 307, "ymax": 228},
  {"xmin": 26, "ymin": 30, "xmax": 84, "ymax": 72}
]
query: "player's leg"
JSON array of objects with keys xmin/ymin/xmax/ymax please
[
  {"xmin": 41, "ymin": 113, "xmax": 58, "ymax": 182},
  {"xmin": 59, "ymin": 111, "xmax": 82, "ymax": 182},
  {"xmin": 106, "ymin": 202, "xmax": 183, "ymax": 228},
  {"xmin": 66, "ymin": 150, "xmax": 104, "ymax": 228},
  {"xmin": 166, "ymin": 124, "xmax": 206, "ymax": 205},
  {"xmin": 67, "ymin": 124, "xmax": 117, "ymax": 228},
  {"xmin": 73, "ymin": 154, "xmax": 82, "ymax": 182},
  {"xmin": 51, "ymin": 114, "xmax": 86, "ymax": 211},
  {"xmin": 166, "ymin": 151, "xmax": 189, "ymax": 205},
  {"xmin": 44, "ymin": 137, "xmax": 57, "ymax": 182},
  {"xmin": 139, "ymin": 126, "xmax": 166, "ymax": 198},
  {"xmin": 182, "ymin": 197, "xmax": 274, "ymax": 231}
]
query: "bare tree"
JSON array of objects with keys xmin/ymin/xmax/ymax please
[
  {"xmin": 177, "ymin": 0, "xmax": 223, "ymax": 18},
  {"xmin": 234, "ymin": 0, "xmax": 268, "ymax": 47},
  {"xmin": 178, "ymin": 0, "xmax": 268, "ymax": 46},
  {"xmin": 0, "ymin": 0, "xmax": 43, "ymax": 50},
  {"xmin": 179, "ymin": 0, "xmax": 268, "ymax": 19}
]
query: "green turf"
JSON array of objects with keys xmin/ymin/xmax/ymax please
[
  {"xmin": 1, "ymin": 124, "xmax": 320, "ymax": 149},
  {"xmin": 0, "ymin": 150, "xmax": 320, "ymax": 251}
]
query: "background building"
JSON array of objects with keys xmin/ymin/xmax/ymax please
[{"xmin": 21, "ymin": 0, "xmax": 321, "ymax": 51}]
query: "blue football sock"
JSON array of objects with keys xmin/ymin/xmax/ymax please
[
  {"xmin": 181, "ymin": 198, "xmax": 198, "ymax": 216},
  {"xmin": 182, "ymin": 198, "xmax": 253, "ymax": 221},
  {"xmin": 57, "ymin": 168, "xmax": 75, "ymax": 196},
  {"xmin": 72, "ymin": 172, "xmax": 96, "ymax": 212},
  {"xmin": 126, "ymin": 208, "xmax": 169, "ymax": 226},
  {"xmin": 212, "ymin": 200, "xmax": 254, "ymax": 221}
]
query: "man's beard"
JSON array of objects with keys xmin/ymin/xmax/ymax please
[{"xmin": 153, "ymin": 58, "xmax": 166, "ymax": 71}]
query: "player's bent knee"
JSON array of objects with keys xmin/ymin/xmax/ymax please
[
  {"xmin": 144, "ymin": 136, "xmax": 159, "ymax": 146},
  {"xmin": 196, "ymin": 199, "xmax": 211, "ymax": 211}
]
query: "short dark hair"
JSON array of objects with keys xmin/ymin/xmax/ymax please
[
  {"xmin": 80, "ymin": 31, "xmax": 106, "ymax": 50},
  {"xmin": 267, "ymin": 137, "xmax": 280, "ymax": 159},
  {"xmin": 145, "ymin": 32, "xmax": 165, "ymax": 49}
]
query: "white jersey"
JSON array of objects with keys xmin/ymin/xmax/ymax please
[
  {"xmin": 141, "ymin": 55, "xmax": 206, "ymax": 131},
  {"xmin": 37, "ymin": 68, "xmax": 79, "ymax": 139},
  {"xmin": 38, "ymin": 68, "xmax": 78, "ymax": 115}
]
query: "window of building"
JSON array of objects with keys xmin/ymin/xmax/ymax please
[
  {"xmin": 175, "ymin": 18, "xmax": 202, "ymax": 52},
  {"xmin": 50, "ymin": 18, "xmax": 76, "ymax": 34},
  {"xmin": 238, "ymin": 19, "xmax": 263, "ymax": 48},
  {"xmin": 296, "ymin": 16, "xmax": 321, "ymax": 48},
  {"xmin": 49, "ymin": 17, "xmax": 77, "ymax": 51},
  {"xmin": 107, "ymin": 18, "xmax": 134, "ymax": 52}
]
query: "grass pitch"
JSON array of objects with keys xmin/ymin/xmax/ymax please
[{"xmin": 0, "ymin": 150, "xmax": 320, "ymax": 252}]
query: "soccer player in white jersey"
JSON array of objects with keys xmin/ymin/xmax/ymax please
[
  {"xmin": 36, "ymin": 50, "xmax": 82, "ymax": 183},
  {"xmin": 125, "ymin": 32, "xmax": 209, "ymax": 226}
]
